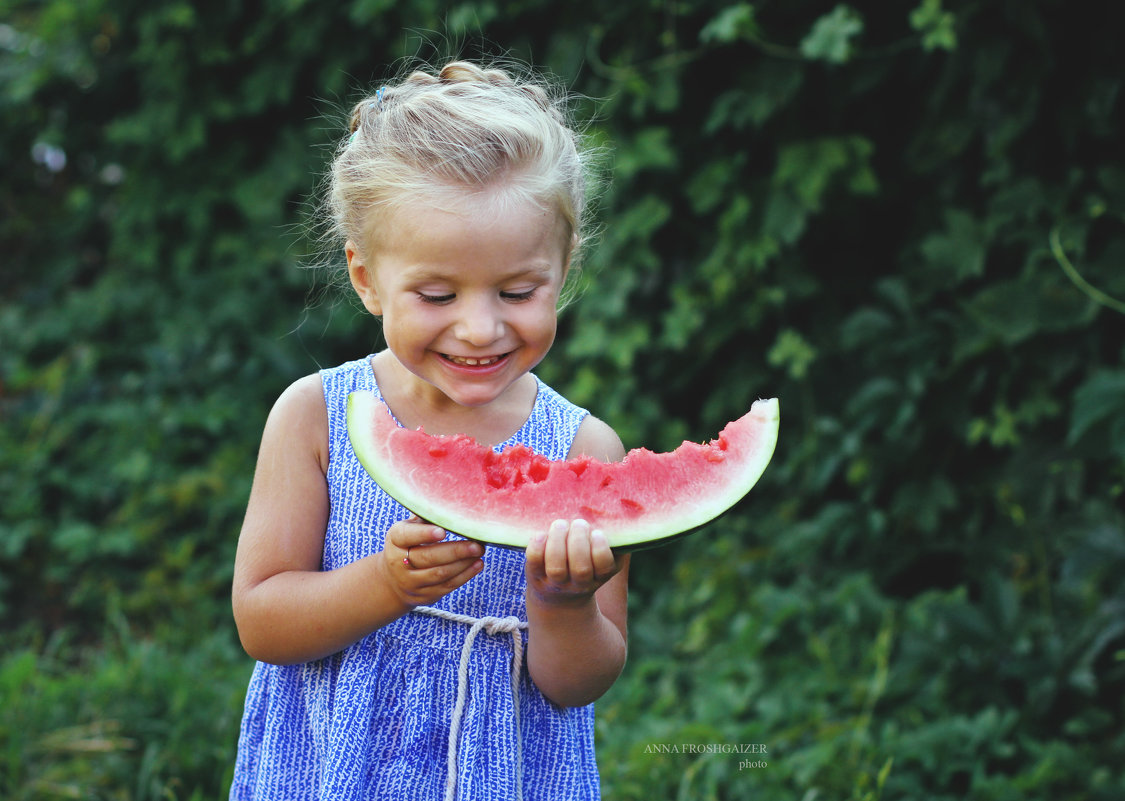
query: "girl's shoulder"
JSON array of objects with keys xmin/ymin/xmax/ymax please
[
  {"xmin": 528, "ymin": 377, "xmax": 623, "ymax": 463},
  {"xmin": 261, "ymin": 373, "xmax": 330, "ymax": 472},
  {"xmin": 566, "ymin": 413, "xmax": 625, "ymax": 463},
  {"xmin": 272, "ymin": 373, "xmax": 329, "ymax": 418}
]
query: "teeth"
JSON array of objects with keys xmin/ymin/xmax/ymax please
[{"xmin": 445, "ymin": 354, "xmax": 502, "ymax": 366}]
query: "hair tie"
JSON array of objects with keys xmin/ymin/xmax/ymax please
[{"xmin": 349, "ymin": 87, "xmax": 388, "ymax": 146}]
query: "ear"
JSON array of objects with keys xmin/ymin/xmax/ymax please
[{"xmin": 346, "ymin": 240, "xmax": 383, "ymax": 316}]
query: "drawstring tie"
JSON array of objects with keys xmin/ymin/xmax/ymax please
[{"xmin": 414, "ymin": 606, "xmax": 529, "ymax": 801}]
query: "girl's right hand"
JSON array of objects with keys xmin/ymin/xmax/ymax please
[{"xmin": 380, "ymin": 516, "xmax": 485, "ymax": 608}]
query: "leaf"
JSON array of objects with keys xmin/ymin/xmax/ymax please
[
  {"xmin": 919, "ymin": 209, "xmax": 986, "ymax": 286},
  {"xmin": 615, "ymin": 127, "xmax": 677, "ymax": 179},
  {"xmin": 704, "ymin": 61, "xmax": 804, "ymax": 133},
  {"xmin": 761, "ymin": 134, "xmax": 879, "ymax": 247},
  {"xmin": 1068, "ymin": 369, "xmax": 1125, "ymax": 445},
  {"xmin": 686, "ymin": 160, "xmax": 736, "ymax": 215},
  {"xmin": 700, "ymin": 3, "xmax": 759, "ymax": 44},
  {"xmin": 909, "ymin": 0, "xmax": 957, "ymax": 52},
  {"xmin": 960, "ymin": 276, "xmax": 1094, "ymax": 348},
  {"xmin": 799, "ymin": 5, "xmax": 864, "ymax": 64},
  {"xmin": 839, "ymin": 308, "xmax": 895, "ymax": 350},
  {"xmin": 768, "ymin": 328, "xmax": 817, "ymax": 379}
]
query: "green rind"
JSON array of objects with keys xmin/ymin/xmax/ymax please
[{"xmin": 346, "ymin": 391, "xmax": 779, "ymax": 551}]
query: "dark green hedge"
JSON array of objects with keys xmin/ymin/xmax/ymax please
[{"xmin": 2, "ymin": 0, "xmax": 1122, "ymax": 797}]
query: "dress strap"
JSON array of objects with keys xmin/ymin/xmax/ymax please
[{"xmin": 413, "ymin": 606, "xmax": 530, "ymax": 801}]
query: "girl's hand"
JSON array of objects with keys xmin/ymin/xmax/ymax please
[
  {"xmin": 380, "ymin": 516, "xmax": 485, "ymax": 608},
  {"xmin": 525, "ymin": 518, "xmax": 624, "ymax": 606}
]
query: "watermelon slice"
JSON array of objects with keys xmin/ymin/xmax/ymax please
[{"xmin": 346, "ymin": 391, "xmax": 779, "ymax": 550}]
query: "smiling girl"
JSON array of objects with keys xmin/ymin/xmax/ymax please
[{"xmin": 229, "ymin": 60, "xmax": 628, "ymax": 800}]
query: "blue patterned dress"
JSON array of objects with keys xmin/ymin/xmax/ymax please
[{"xmin": 230, "ymin": 357, "xmax": 601, "ymax": 800}]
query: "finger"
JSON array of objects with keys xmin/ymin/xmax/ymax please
[
  {"xmin": 397, "ymin": 556, "xmax": 484, "ymax": 607},
  {"xmin": 409, "ymin": 554, "xmax": 484, "ymax": 592},
  {"xmin": 384, "ymin": 519, "xmax": 445, "ymax": 575},
  {"xmin": 389, "ymin": 520, "xmax": 447, "ymax": 550},
  {"xmin": 439, "ymin": 555, "xmax": 486, "ymax": 590},
  {"xmin": 590, "ymin": 528, "xmax": 617, "ymax": 579},
  {"xmin": 525, "ymin": 525, "xmax": 547, "ymax": 579},
  {"xmin": 543, "ymin": 519, "xmax": 571, "ymax": 584},
  {"xmin": 404, "ymin": 537, "xmax": 483, "ymax": 571},
  {"xmin": 567, "ymin": 519, "xmax": 594, "ymax": 584}
]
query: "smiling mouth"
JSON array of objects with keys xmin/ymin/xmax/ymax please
[{"xmin": 441, "ymin": 353, "xmax": 509, "ymax": 367}]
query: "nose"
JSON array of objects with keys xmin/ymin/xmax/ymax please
[{"xmin": 454, "ymin": 296, "xmax": 505, "ymax": 347}]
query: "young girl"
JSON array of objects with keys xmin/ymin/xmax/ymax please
[{"xmin": 229, "ymin": 60, "xmax": 629, "ymax": 800}]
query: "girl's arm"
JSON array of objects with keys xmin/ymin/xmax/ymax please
[
  {"xmin": 231, "ymin": 375, "xmax": 483, "ymax": 665},
  {"xmin": 525, "ymin": 415, "xmax": 630, "ymax": 707}
]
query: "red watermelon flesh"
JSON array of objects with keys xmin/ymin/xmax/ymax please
[{"xmin": 346, "ymin": 390, "xmax": 779, "ymax": 550}]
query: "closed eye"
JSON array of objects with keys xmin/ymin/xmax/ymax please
[
  {"xmin": 501, "ymin": 288, "xmax": 537, "ymax": 302},
  {"xmin": 418, "ymin": 293, "xmax": 455, "ymax": 305}
]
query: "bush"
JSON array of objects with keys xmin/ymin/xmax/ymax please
[{"xmin": 2, "ymin": 0, "xmax": 1122, "ymax": 797}]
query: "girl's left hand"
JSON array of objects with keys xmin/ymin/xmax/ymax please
[{"xmin": 525, "ymin": 518, "xmax": 624, "ymax": 605}]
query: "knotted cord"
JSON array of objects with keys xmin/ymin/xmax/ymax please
[{"xmin": 413, "ymin": 606, "xmax": 529, "ymax": 801}]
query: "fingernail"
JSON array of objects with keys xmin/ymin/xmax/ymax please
[{"xmin": 592, "ymin": 529, "xmax": 606, "ymax": 546}]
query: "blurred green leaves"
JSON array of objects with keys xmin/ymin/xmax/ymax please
[
  {"xmin": 700, "ymin": 3, "xmax": 760, "ymax": 46},
  {"xmin": 910, "ymin": 0, "xmax": 957, "ymax": 52},
  {"xmin": 1069, "ymin": 369, "xmax": 1125, "ymax": 457},
  {"xmin": 800, "ymin": 5, "xmax": 864, "ymax": 64},
  {"xmin": 768, "ymin": 329, "xmax": 817, "ymax": 380},
  {"xmin": 2, "ymin": 0, "xmax": 1123, "ymax": 798}
]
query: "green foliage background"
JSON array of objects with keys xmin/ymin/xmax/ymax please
[{"xmin": 2, "ymin": 0, "xmax": 1123, "ymax": 798}]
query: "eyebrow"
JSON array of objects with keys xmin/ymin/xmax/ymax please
[{"xmin": 402, "ymin": 263, "xmax": 557, "ymax": 283}]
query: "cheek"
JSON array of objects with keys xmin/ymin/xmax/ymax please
[
  {"xmin": 524, "ymin": 299, "xmax": 560, "ymax": 342},
  {"xmin": 380, "ymin": 300, "xmax": 434, "ymax": 344}
]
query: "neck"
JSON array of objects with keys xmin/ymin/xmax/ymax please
[{"xmin": 370, "ymin": 350, "xmax": 536, "ymax": 445}]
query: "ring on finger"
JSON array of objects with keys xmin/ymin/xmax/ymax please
[{"xmin": 403, "ymin": 549, "xmax": 413, "ymax": 568}]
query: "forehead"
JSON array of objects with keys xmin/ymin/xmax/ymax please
[{"xmin": 367, "ymin": 187, "xmax": 571, "ymax": 274}]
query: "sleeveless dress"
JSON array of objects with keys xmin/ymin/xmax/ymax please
[{"xmin": 230, "ymin": 356, "xmax": 601, "ymax": 801}]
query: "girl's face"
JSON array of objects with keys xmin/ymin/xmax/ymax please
[{"xmin": 347, "ymin": 191, "xmax": 571, "ymax": 412}]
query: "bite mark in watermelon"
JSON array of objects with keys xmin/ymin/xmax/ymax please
[{"xmin": 346, "ymin": 391, "xmax": 779, "ymax": 550}]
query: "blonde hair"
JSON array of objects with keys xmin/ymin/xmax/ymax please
[{"xmin": 326, "ymin": 60, "xmax": 599, "ymax": 300}]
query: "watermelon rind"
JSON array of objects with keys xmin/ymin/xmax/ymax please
[{"xmin": 346, "ymin": 390, "xmax": 779, "ymax": 551}]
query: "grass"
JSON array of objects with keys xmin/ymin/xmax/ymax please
[{"xmin": 1, "ymin": 613, "xmax": 250, "ymax": 801}]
